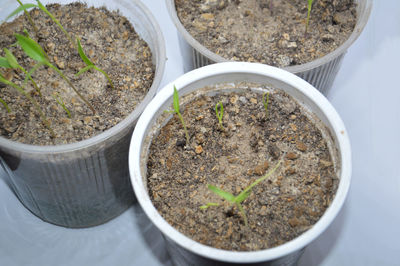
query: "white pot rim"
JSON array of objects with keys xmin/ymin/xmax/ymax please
[{"xmin": 129, "ymin": 62, "xmax": 351, "ymax": 263}]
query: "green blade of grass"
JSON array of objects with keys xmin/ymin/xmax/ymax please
[
  {"xmin": 76, "ymin": 38, "xmax": 93, "ymax": 66},
  {"xmin": 15, "ymin": 33, "xmax": 48, "ymax": 63},
  {"xmin": 75, "ymin": 65, "xmax": 93, "ymax": 77},
  {"xmin": 208, "ymin": 185, "xmax": 236, "ymax": 203},
  {"xmin": 199, "ymin": 202, "xmax": 220, "ymax": 210},
  {"xmin": 4, "ymin": 48, "xmax": 20, "ymax": 69},
  {"xmin": 5, "ymin": 3, "xmax": 37, "ymax": 21},
  {"xmin": 236, "ymin": 202, "xmax": 248, "ymax": 227},
  {"xmin": 0, "ymin": 57, "xmax": 12, "ymax": 68},
  {"xmin": 0, "ymin": 98, "xmax": 11, "ymax": 113},
  {"xmin": 173, "ymin": 85, "xmax": 180, "ymax": 113}
]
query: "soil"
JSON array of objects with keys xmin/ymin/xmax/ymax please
[
  {"xmin": 0, "ymin": 2, "xmax": 154, "ymax": 145},
  {"xmin": 175, "ymin": 0, "xmax": 357, "ymax": 67},
  {"xmin": 146, "ymin": 82, "xmax": 339, "ymax": 251}
]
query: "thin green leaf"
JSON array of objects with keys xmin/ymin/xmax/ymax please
[
  {"xmin": 0, "ymin": 98, "xmax": 11, "ymax": 113},
  {"xmin": 75, "ymin": 65, "xmax": 93, "ymax": 77},
  {"xmin": 306, "ymin": 0, "xmax": 314, "ymax": 33},
  {"xmin": 5, "ymin": 3, "xmax": 37, "ymax": 21},
  {"xmin": 0, "ymin": 57, "xmax": 12, "ymax": 68},
  {"xmin": 4, "ymin": 48, "xmax": 19, "ymax": 69},
  {"xmin": 173, "ymin": 85, "xmax": 180, "ymax": 113},
  {"xmin": 215, "ymin": 101, "xmax": 224, "ymax": 130},
  {"xmin": 208, "ymin": 185, "xmax": 236, "ymax": 203},
  {"xmin": 234, "ymin": 189, "xmax": 252, "ymax": 204},
  {"xmin": 15, "ymin": 34, "xmax": 47, "ymax": 63},
  {"xmin": 76, "ymin": 38, "xmax": 93, "ymax": 66},
  {"xmin": 24, "ymin": 63, "xmax": 42, "ymax": 85},
  {"xmin": 262, "ymin": 92, "xmax": 270, "ymax": 119}
]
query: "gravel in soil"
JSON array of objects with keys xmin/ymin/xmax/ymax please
[
  {"xmin": 175, "ymin": 0, "xmax": 357, "ymax": 67},
  {"xmin": 146, "ymin": 82, "xmax": 339, "ymax": 251},
  {"xmin": 0, "ymin": 2, "xmax": 154, "ymax": 145}
]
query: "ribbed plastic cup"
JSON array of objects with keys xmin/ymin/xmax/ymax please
[
  {"xmin": 129, "ymin": 62, "xmax": 352, "ymax": 265},
  {"xmin": 166, "ymin": 0, "xmax": 372, "ymax": 95},
  {"xmin": 0, "ymin": 0, "xmax": 166, "ymax": 228}
]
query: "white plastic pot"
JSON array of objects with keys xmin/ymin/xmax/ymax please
[
  {"xmin": 129, "ymin": 62, "xmax": 351, "ymax": 265},
  {"xmin": 166, "ymin": 0, "xmax": 372, "ymax": 95},
  {"xmin": 0, "ymin": 0, "xmax": 166, "ymax": 228}
]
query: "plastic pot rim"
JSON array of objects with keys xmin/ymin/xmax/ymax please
[
  {"xmin": 129, "ymin": 62, "xmax": 352, "ymax": 263},
  {"xmin": 0, "ymin": 0, "xmax": 166, "ymax": 154},
  {"xmin": 165, "ymin": 0, "xmax": 372, "ymax": 73}
]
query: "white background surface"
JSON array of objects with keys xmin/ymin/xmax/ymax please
[{"xmin": 1, "ymin": 0, "xmax": 399, "ymax": 265}]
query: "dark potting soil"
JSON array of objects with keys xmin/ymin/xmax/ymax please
[
  {"xmin": 0, "ymin": 2, "xmax": 154, "ymax": 145},
  {"xmin": 175, "ymin": 0, "xmax": 357, "ymax": 67},
  {"xmin": 146, "ymin": 82, "xmax": 339, "ymax": 251}
]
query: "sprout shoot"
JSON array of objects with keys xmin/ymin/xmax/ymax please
[
  {"xmin": 52, "ymin": 92, "xmax": 71, "ymax": 118},
  {"xmin": 165, "ymin": 85, "xmax": 190, "ymax": 146},
  {"xmin": 305, "ymin": 0, "xmax": 314, "ymax": 33},
  {"xmin": 15, "ymin": 33, "xmax": 95, "ymax": 114},
  {"xmin": 1, "ymin": 47, "xmax": 42, "ymax": 96},
  {"xmin": 262, "ymin": 92, "xmax": 269, "ymax": 119},
  {"xmin": 76, "ymin": 38, "xmax": 114, "ymax": 89},
  {"xmin": 0, "ymin": 98, "xmax": 11, "ymax": 113},
  {"xmin": 7, "ymin": 1, "xmax": 75, "ymax": 48},
  {"xmin": 215, "ymin": 101, "xmax": 224, "ymax": 131},
  {"xmin": 201, "ymin": 157, "xmax": 283, "ymax": 227}
]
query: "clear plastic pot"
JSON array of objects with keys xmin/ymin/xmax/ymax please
[
  {"xmin": 166, "ymin": 0, "xmax": 372, "ymax": 95},
  {"xmin": 0, "ymin": 0, "xmax": 166, "ymax": 228},
  {"xmin": 129, "ymin": 62, "xmax": 351, "ymax": 265}
]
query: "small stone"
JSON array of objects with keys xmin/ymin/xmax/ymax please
[
  {"xmin": 319, "ymin": 159, "xmax": 333, "ymax": 168},
  {"xmin": 296, "ymin": 141, "xmax": 307, "ymax": 152},
  {"xmin": 253, "ymin": 161, "xmax": 269, "ymax": 176},
  {"xmin": 286, "ymin": 152, "xmax": 298, "ymax": 160},
  {"xmin": 268, "ymin": 144, "xmax": 280, "ymax": 159},
  {"xmin": 250, "ymin": 98, "xmax": 258, "ymax": 104},
  {"xmin": 287, "ymin": 42, "xmax": 297, "ymax": 48},
  {"xmin": 289, "ymin": 124, "xmax": 297, "ymax": 131},
  {"xmin": 322, "ymin": 34, "xmax": 335, "ymax": 42},
  {"xmin": 201, "ymin": 13, "xmax": 214, "ymax": 20},
  {"xmin": 282, "ymin": 33, "xmax": 290, "ymax": 40},
  {"xmin": 230, "ymin": 94, "xmax": 239, "ymax": 104},
  {"xmin": 195, "ymin": 145, "xmax": 203, "ymax": 154}
]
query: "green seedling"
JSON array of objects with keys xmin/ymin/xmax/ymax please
[
  {"xmin": 76, "ymin": 38, "xmax": 114, "ymax": 89},
  {"xmin": 0, "ymin": 97, "xmax": 11, "ymax": 113},
  {"xmin": 165, "ymin": 86, "xmax": 189, "ymax": 146},
  {"xmin": 215, "ymin": 101, "xmax": 225, "ymax": 131},
  {"xmin": 52, "ymin": 92, "xmax": 71, "ymax": 118},
  {"xmin": 7, "ymin": 0, "xmax": 75, "ymax": 48},
  {"xmin": 305, "ymin": 0, "xmax": 314, "ymax": 33},
  {"xmin": 262, "ymin": 92, "xmax": 270, "ymax": 119},
  {"xmin": 200, "ymin": 158, "xmax": 283, "ymax": 227},
  {"xmin": 15, "ymin": 33, "xmax": 95, "ymax": 114},
  {"xmin": 0, "ymin": 72, "xmax": 54, "ymax": 137},
  {"xmin": 0, "ymin": 47, "xmax": 42, "ymax": 96}
]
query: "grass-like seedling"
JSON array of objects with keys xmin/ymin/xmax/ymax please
[
  {"xmin": 262, "ymin": 92, "xmax": 269, "ymax": 119},
  {"xmin": 0, "ymin": 47, "xmax": 42, "ymax": 96},
  {"xmin": 200, "ymin": 158, "xmax": 283, "ymax": 226},
  {"xmin": 0, "ymin": 97, "xmax": 11, "ymax": 113},
  {"xmin": 76, "ymin": 38, "xmax": 114, "ymax": 89},
  {"xmin": 7, "ymin": 0, "xmax": 75, "ymax": 48},
  {"xmin": 15, "ymin": 33, "xmax": 95, "ymax": 114},
  {"xmin": 215, "ymin": 101, "xmax": 225, "ymax": 131},
  {"xmin": 0, "ymin": 72, "xmax": 54, "ymax": 137},
  {"xmin": 305, "ymin": 0, "xmax": 314, "ymax": 33},
  {"xmin": 165, "ymin": 85, "xmax": 189, "ymax": 146},
  {"xmin": 52, "ymin": 92, "xmax": 71, "ymax": 118}
]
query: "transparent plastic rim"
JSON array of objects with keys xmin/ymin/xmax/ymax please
[
  {"xmin": 166, "ymin": 0, "xmax": 372, "ymax": 73},
  {"xmin": 0, "ymin": 0, "xmax": 166, "ymax": 154},
  {"xmin": 129, "ymin": 62, "xmax": 352, "ymax": 263}
]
